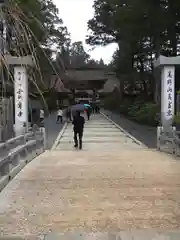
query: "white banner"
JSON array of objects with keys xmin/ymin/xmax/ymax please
[
  {"xmin": 161, "ymin": 66, "xmax": 175, "ymax": 123},
  {"xmin": 14, "ymin": 67, "xmax": 28, "ymax": 124}
]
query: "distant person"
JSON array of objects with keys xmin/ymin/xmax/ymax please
[
  {"xmin": 72, "ymin": 111, "xmax": 85, "ymax": 150},
  {"xmin": 85, "ymin": 107, "xmax": 90, "ymax": 120},
  {"xmin": 57, "ymin": 108, "xmax": 63, "ymax": 124},
  {"xmin": 40, "ymin": 109, "xmax": 44, "ymax": 124},
  {"xmin": 98, "ymin": 105, "xmax": 100, "ymax": 113},
  {"xmin": 96, "ymin": 105, "xmax": 100, "ymax": 113},
  {"xmin": 92, "ymin": 103, "xmax": 96, "ymax": 114},
  {"xmin": 66, "ymin": 107, "xmax": 72, "ymax": 122}
]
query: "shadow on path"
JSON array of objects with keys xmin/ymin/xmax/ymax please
[{"xmin": 102, "ymin": 109, "xmax": 157, "ymax": 149}]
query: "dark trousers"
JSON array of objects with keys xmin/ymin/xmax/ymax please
[
  {"xmin": 67, "ymin": 113, "xmax": 72, "ymax": 121},
  {"xmin": 40, "ymin": 117, "xmax": 44, "ymax": 126},
  {"xmin": 57, "ymin": 115, "xmax": 62, "ymax": 124},
  {"xmin": 95, "ymin": 106, "xmax": 100, "ymax": 113},
  {"xmin": 74, "ymin": 130, "xmax": 83, "ymax": 148},
  {"xmin": 86, "ymin": 111, "xmax": 90, "ymax": 120}
]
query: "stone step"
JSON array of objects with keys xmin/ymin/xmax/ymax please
[
  {"xmin": 84, "ymin": 123, "xmax": 116, "ymax": 126},
  {"xmin": 57, "ymin": 115, "xmax": 138, "ymax": 150},
  {"xmin": 56, "ymin": 114, "xmax": 140, "ymax": 150},
  {"xmin": 64, "ymin": 128, "xmax": 120, "ymax": 132},
  {"xmin": 56, "ymin": 142, "xmax": 142, "ymax": 151},
  {"xmin": 69, "ymin": 125, "xmax": 117, "ymax": 129},
  {"xmin": 86, "ymin": 122, "xmax": 114, "ymax": 124},
  {"xmin": 63, "ymin": 132, "xmax": 126, "ymax": 137},
  {"xmin": 85, "ymin": 124, "xmax": 113, "ymax": 126},
  {"xmin": 60, "ymin": 137, "xmax": 134, "ymax": 143},
  {"xmin": 84, "ymin": 120, "xmax": 110, "ymax": 122}
]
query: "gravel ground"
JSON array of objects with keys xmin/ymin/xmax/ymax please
[
  {"xmin": 1, "ymin": 149, "xmax": 180, "ymax": 235},
  {"xmin": 1, "ymin": 114, "xmax": 180, "ymax": 237}
]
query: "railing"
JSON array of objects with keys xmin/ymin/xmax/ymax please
[
  {"xmin": 0, "ymin": 128, "xmax": 46, "ymax": 191},
  {"xmin": 157, "ymin": 126, "xmax": 180, "ymax": 156}
]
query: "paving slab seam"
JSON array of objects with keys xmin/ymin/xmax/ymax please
[
  {"xmin": 51, "ymin": 122, "xmax": 68, "ymax": 150},
  {"xmin": 100, "ymin": 112, "xmax": 147, "ymax": 148}
]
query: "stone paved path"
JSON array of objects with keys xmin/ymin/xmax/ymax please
[
  {"xmin": 1, "ymin": 114, "xmax": 180, "ymax": 239},
  {"xmin": 55, "ymin": 113, "xmax": 144, "ymax": 151}
]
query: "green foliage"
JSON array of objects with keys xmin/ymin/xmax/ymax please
[
  {"xmin": 103, "ymin": 90, "xmax": 121, "ymax": 110},
  {"xmin": 104, "ymin": 97, "xmax": 160, "ymax": 126},
  {"xmin": 3, "ymin": 0, "xmax": 72, "ymax": 96},
  {"xmin": 133, "ymin": 103, "xmax": 160, "ymax": 126},
  {"xmin": 103, "ymin": 95, "xmax": 119, "ymax": 111},
  {"xmin": 86, "ymin": 0, "xmax": 180, "ymax": 99},
  {"xmin": 56, "ymin": 41, "xmax": 107, "ymax": 69},
  {"xmin": 5, "ymin": 0, "xmax": 70, "ymax": 75},
  {"xmin": 15, "ymin": 0, "xmax": 70, "ymax": 49},
  {"xmin": 173, "ymin": 115, "xmax": 180, "ymax": 124},
  {"xmin": 69, "ymin": 41, "xmax": 90, "ymax": 68}
]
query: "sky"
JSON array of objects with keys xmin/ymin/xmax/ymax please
[{"xmin": 52, "ymin": 0, "xmax": 117, "ymax": 64}]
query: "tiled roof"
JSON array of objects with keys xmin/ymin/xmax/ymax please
[
  {"xmin": 49, "ymin": 70, "xmax": 119, "ymax": 93},
  {"xmin": 65, "ymin": 70, "xmax": 109, "ymax": 81}
]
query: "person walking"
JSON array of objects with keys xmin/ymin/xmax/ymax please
[
  {"xmin": 85, "ymin": 107, "xmax": 90, "ymax": 120},
  {"xmin": 92, "ymin": 103, "xmax": 96, "ymax": 114},
  {"xmin": 66, "ymin": 106, "xmax": 72, "ymax": 122},
  {"xmin": 95, "ymin": 104, "xmax": 100, "ymax": 113},
  {"xmin": 56, "ymin": 107, "xmax": 63, "ymax": 124},
  {"xmin": 72, "ymin": 111, "xmax": 85, "ymax": 150},
  {"xmin": 40, "ymin": 109, "xmax": 44, "ymax": 125}
]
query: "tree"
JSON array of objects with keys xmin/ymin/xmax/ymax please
[
  {"xmin": 56, "ymin": 46, "xmax": 71, "ymax": 70},
  {"xmin": 86, "ymin": 0, "xmax": 118, "ymax": 46},
  {"xmin": 69, "ymin": 41, "xmax": 90, "ymax": 68},
  {"xmin": 15, "ymin": 0, "xmax": 70, "ymax": 49},
  {"xmin": 98, "ymin": 58, "xmax": 105, "ymax": 68},
  {"xmin": 87, "ymin": 0, "xmax": 180, "ymax": 101},
  {"xmin": 4, "ymin": 0, "xmax": 70, "ymax": 63},
  {"xmin": 55, "ymin": 40, "xmax": 108, "ymax": 71},
  {"xmin": 2, "ymin": 0, "xmax": 71, "ymax": 95}
]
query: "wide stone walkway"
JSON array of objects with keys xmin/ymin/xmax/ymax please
[
  {"xmin": 1, "ymin": 114, "xmax": 180, "ymax": 239},
  {"xmin": 55, "ymin": 113, "xmax": 144, "ymax": 151}
]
